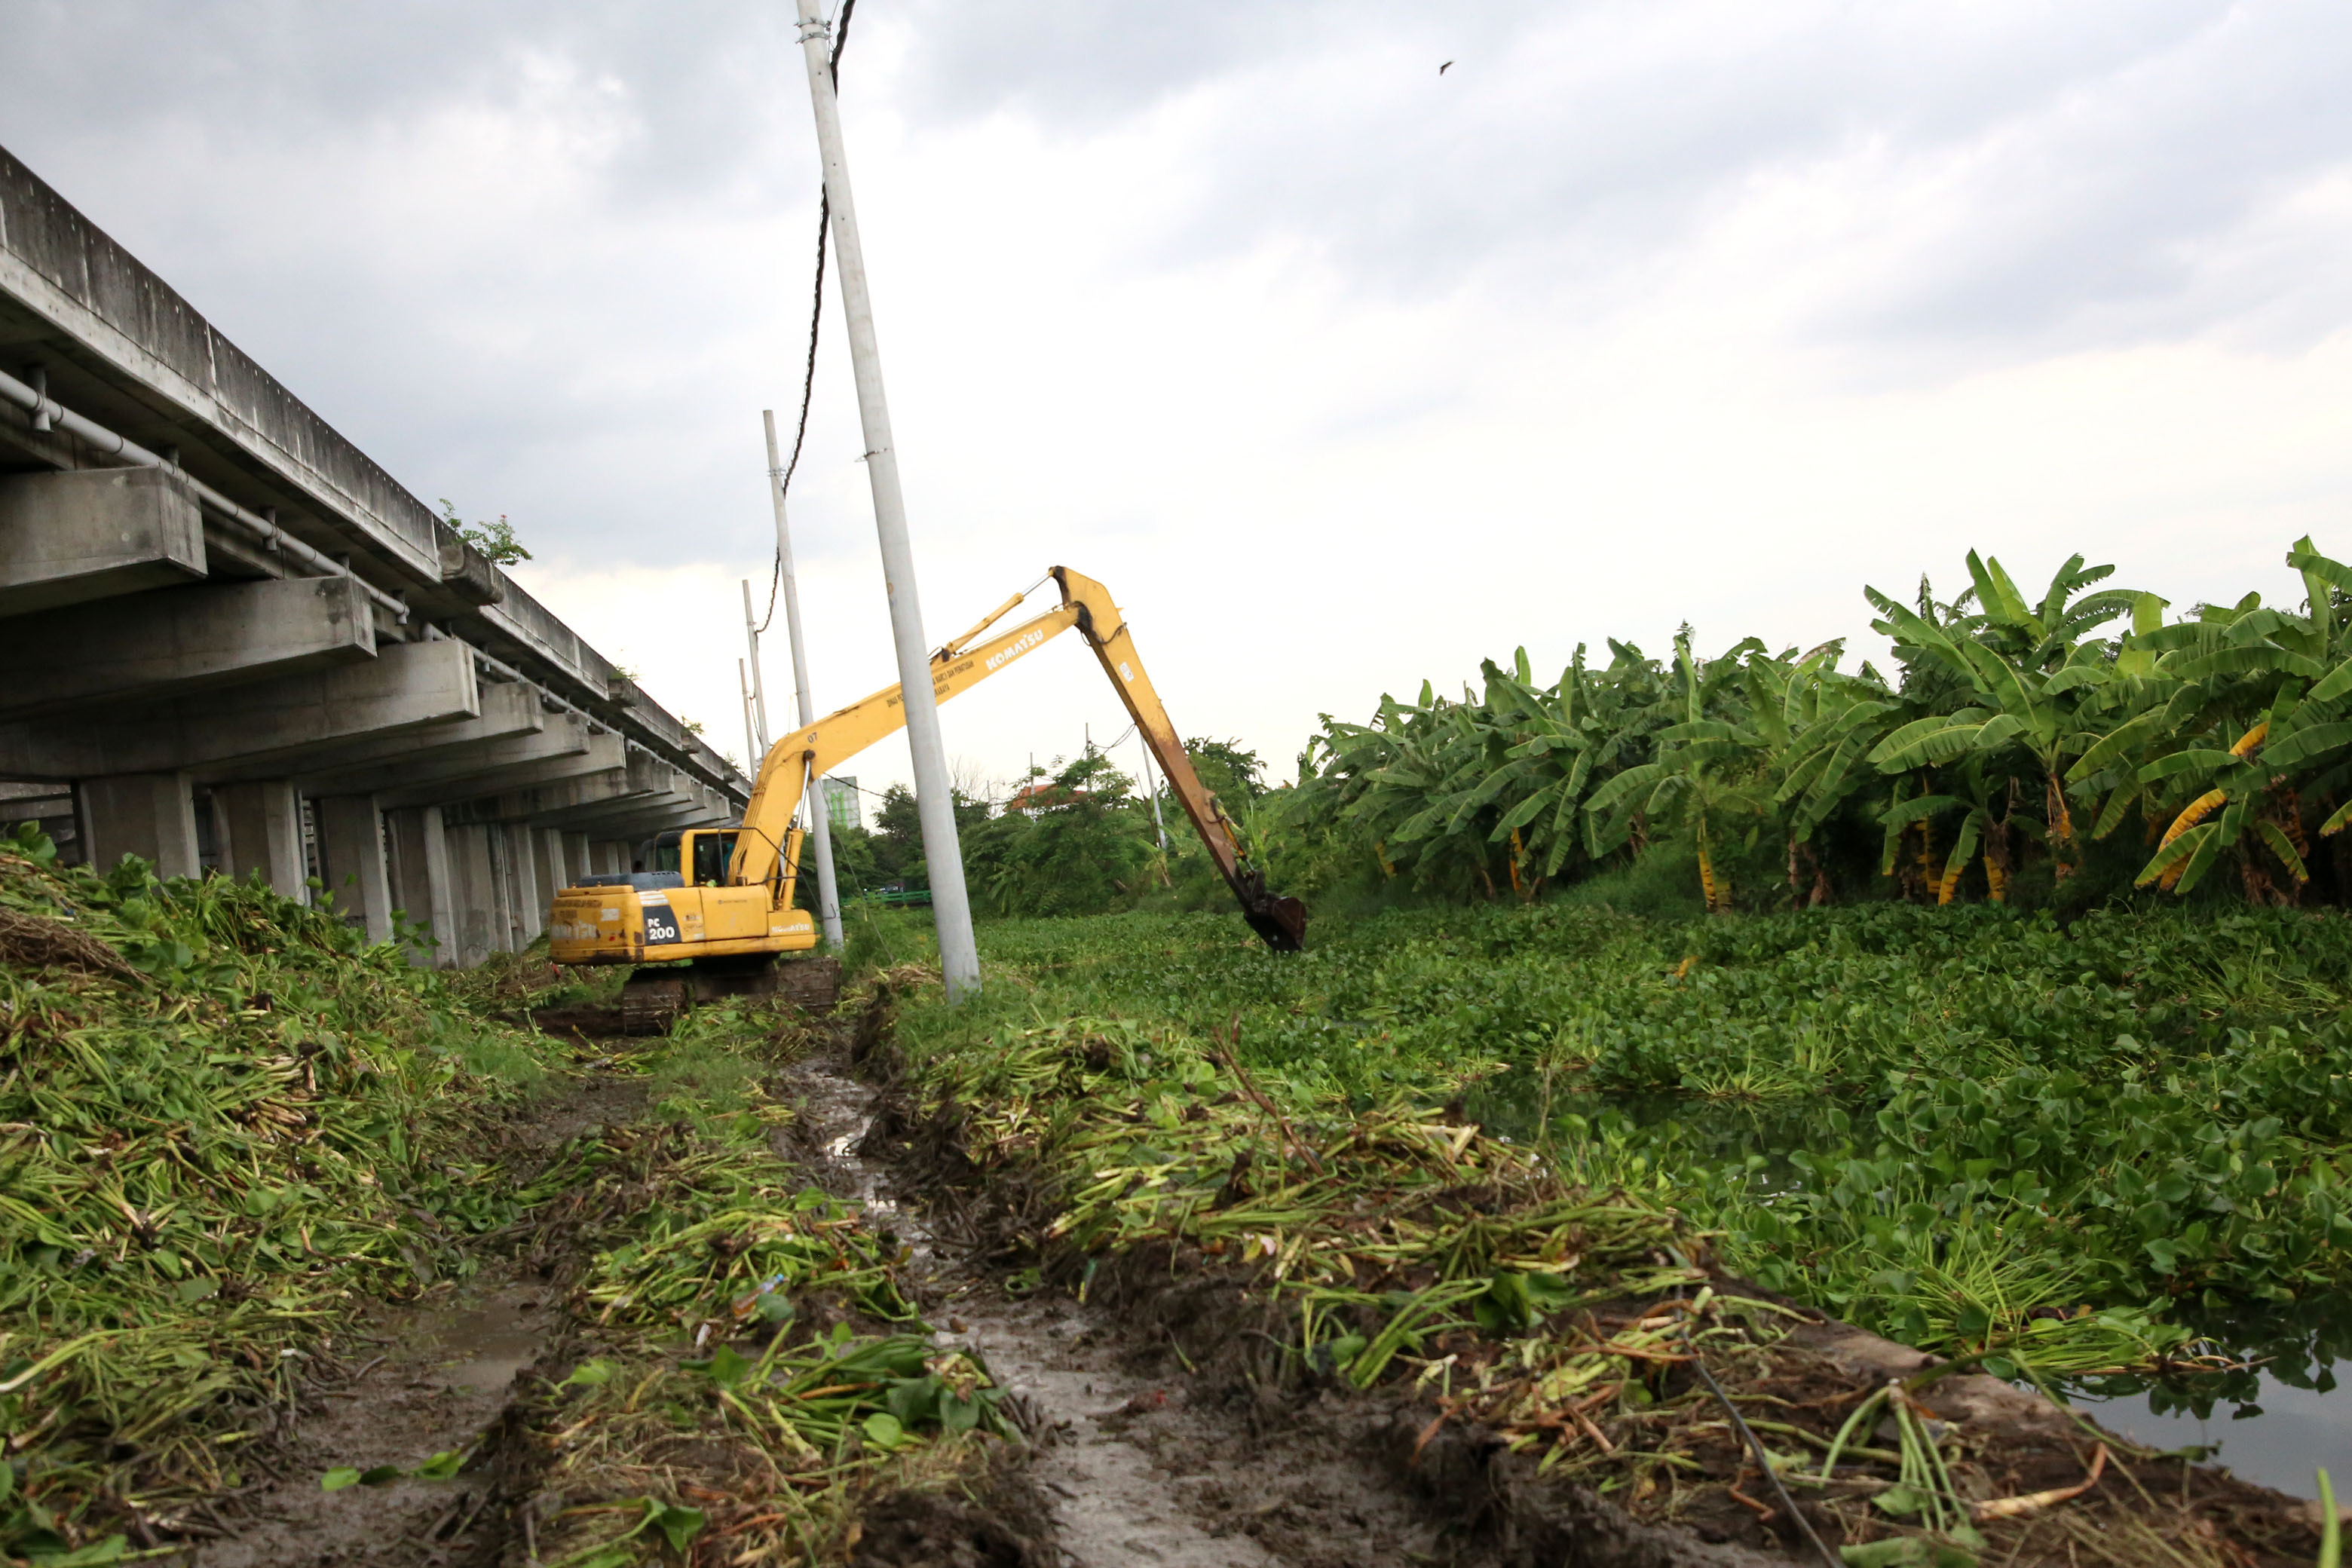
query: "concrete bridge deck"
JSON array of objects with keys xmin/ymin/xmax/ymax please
[{"xmin": 0, "ymin": 142, "xmax": 743, "ymax": 966}]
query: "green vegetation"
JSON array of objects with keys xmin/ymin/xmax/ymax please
[
  {"xmin": 0, "ymin": 825, "xmax": 565, "ymax": 1560},
  {"xmin": 871, "ymin": 902, "xmax": 2326, "ymax": 1560},
  {"xmin": 436, "ymin": 499, "xmax": 531, "ymax": 565},
  {"xmin": 893, "ymin": 899, "xmax": 2352, "ymax": 1386},
  {"xmin": 0, "ymin": 828, "xmax": 1011, "ymax": 1566},
  {"xmin": 1283, "ymin": 540, "xmax": 2352, "ymax": 914},
  {"xmin": 830, "ymin": 739, "xmax": 1273, "ymax": 920}
]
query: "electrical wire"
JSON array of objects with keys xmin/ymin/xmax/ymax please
[{"xmin": 758, "ymin": 0, "xmax": 859, "ymax": 635}]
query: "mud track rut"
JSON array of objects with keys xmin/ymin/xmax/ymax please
[
  {"xmin": 189, "ymin": 1022, "xmax": 1751, "ymax": 1567},
  {"xmin": 788, "ymin": 1045, "xmax": 1461, "ymax": 1567}
]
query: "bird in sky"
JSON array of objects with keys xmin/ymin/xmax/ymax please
[{"xmin": 1439, "ymin": 60, "xmax": 1453, "ymax": 74}]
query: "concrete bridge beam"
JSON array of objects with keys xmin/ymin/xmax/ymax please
[
  {"xmin": 0, "ymin": 576, "xmax": 375, "ymax": 723},
  {"xmin": 208, "ymin": 679, "xmax": 544, "ymax": 786},
  {"xmin": 366, "ymin": 729, "xmax": 625, "ymax": 812},
  {"xmin": 0, "ymin": 638, "xmax": 478, "ymax": 779},
  {"xmin": 80, "ymin": 770, "xmax": 199, "ymax": 879},
  {"xmin": 213, "ymin": 779, "xmax": 305, "ymax": 897},
  {"xmin": 436, "ymin": 764, "xmax": 650, "ymax": 828},
  {"xmin": 299, "ymin": 716, "xmax": 591, "ymax": 802},
  {"xmin": 0, "ymin": 467, "xmax": 205, "ymax": 617}
]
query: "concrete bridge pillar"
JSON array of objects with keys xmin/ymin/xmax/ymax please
[
  {"xmin": 314, "ymin": 793, "xmax": 393, "ymax": 943},
  {"xmin": 444, "ymin": 822, "xmax": 500, "ymax": 966},
  {"xmin": 562, "ymin": 831, "xmax": 590, "ymax": 888},
  {"xmin": 532, "ymin": 827, "xmax": 568, "ymax": 913},
  {"xmin": 213, "ymin": 780, "xmax": 307, "ymax": 898},
  {"xmin": 385, "ymin": 805, "xmax": 457, "ymax": 967},
  {"xmin": 80, "ymin": 771, "xmax": 199, "ymax": 879},
  {"xmin": 483, "ymin": 825, "xmax": 522, "ymax": 955},
  {"xmin": 502, "ymin": 824, "xmax": 544, "ymax": 945}
]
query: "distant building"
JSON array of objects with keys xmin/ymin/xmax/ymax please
[{"xmin": 822, "ymin": 776, "xmax": 862, "ymax": 832}]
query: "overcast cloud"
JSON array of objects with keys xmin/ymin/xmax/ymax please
[{"xmin": 4, "ymin": 1, "xmax": 2348, "ymax": 798}]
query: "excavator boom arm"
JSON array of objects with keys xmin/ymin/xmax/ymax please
[
  {"xmin": 729, "ymin": 602, "xmax": 1080, "ymax": 886},
  {"xmin": 1050, "ymin": 568, "xmax": 1305, "ymax": 950},
  {"xmin": 725, "ymin": 568, "xmax": 1305, "ymax": 951}
]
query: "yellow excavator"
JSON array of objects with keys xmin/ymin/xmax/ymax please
[{"xmin": 547, "ymin": 567, "xmax": 1306, "ymax": 1027}]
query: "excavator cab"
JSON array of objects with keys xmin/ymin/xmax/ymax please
[
  {"xmin": 688, "ymin": 831, "xmax": 739, "ymax": 887},
  {"xmin": 637, "ymin": 829, "xmax": 742, "ymax": 888}
]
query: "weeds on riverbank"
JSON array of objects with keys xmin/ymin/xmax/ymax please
[
  {"xmin": 865, "ymin": 902, "xmax": 2339, "ymax": 1562},
  {"xmin": 0, "ymin": 826, "xmax": 565, "ymax": 1562},
  {"xmin": 939, "ymin": 900, "xmax": 2352, "ymax": 1380}
]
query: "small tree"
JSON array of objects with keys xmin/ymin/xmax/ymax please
[{"xmin": 437, "ymin": 499, "xmax": 532, "ymax": 565}]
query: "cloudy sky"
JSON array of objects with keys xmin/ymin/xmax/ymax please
[{"xmin": 5, "ymin": 1, "xmax": 2349, "ymax": 801}]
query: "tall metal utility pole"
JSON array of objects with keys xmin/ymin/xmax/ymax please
[
  {"xmin": 761, "ymin": 409, "xmax": 844, "ymax": 954},
  {"xmin": 789, "ymin": 1, "xmax": 978, "ymax": 997}
]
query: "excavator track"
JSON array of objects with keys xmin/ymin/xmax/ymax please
[
  {"xmin": 618, "ymin": 972, "xmax": 690, "ymax": 1036},
  {"xmin": 618, "ymin": 957, "xmax": 842, "ymax": 1035}
]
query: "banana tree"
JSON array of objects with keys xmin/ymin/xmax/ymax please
[
  {"xmin": 1583, "ymin": 630, "xmax": 1770, "ymax": 911},
  {"xmin": 2118, "ymin": 539, "xmax": 2352, "ymax": 898},
  {"xmin": 1866, "ymin": 552, "xmax": 2139, "ymax": 878},
  {"xmin": 1876, "ymin": 756, "xmax": 2027, "ymax": 903},
  {"xmin": 1753, "ymin": 648, "xmax": 1898, "ymax": 901}
]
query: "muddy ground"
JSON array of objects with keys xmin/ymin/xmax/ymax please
[{"xmin": 161, "ymin": 1000, "xmax": 2338, "ymax": 1567}]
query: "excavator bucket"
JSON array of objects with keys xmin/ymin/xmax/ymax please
[
  {"xmin": 1231, "ymin": 864, "xmax": 1306, "ymax": 952},
  {"xmin": 1243, "ymin": 893, "xmax": 1308, "ymax": 953}
]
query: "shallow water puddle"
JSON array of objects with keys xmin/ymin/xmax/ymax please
[
  {"xmin": 418, "ymin": 1279, "xmax": 555, "ymax": 1394},
  {"xmin": 2076, "ymin": 1372, "xmax": 2352, "ymax": 1502}
]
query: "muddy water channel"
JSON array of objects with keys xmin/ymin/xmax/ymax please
[
  {"xmin": 1463, "ymin": 1079, "xmax": 2352, "ymax": 1503},
  {"xmin": 786, "ymin": 1052, "xmax": 1349, "ymax": 1564},
  {"xmin": 786, "ymin": 1043, "xmax": 1448, "ymax": 1568}
]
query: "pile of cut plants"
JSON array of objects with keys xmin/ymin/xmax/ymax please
[
  {"xmin": 872, "ymin": 920, "xmax": 2337, "ymax": 1567},
  {"xmin": 501, "ymin": 1001, "xmax": 1028, "ymax": 1567},
  {"xmin": 0, "ymin": 825, "xmax": 569, "ymax": 1562}
]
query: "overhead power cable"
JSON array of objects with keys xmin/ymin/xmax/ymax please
[{"xmin": 759, "ymin": 0, "xmax": 859, "ymax": 635}]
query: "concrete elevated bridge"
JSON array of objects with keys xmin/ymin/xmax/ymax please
[{"xmin": 0, "ymin": 142, "xmax": 746, "ymax": 966}]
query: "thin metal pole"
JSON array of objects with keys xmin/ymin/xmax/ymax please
[
  {"xmin": 1139, "ymin": 730, "xmax": 1168, "ymax": 849},
  {"xmin": 789, "ymin": 4, "xmax": 977, "ymax": 997},
  {"xmin": 738, "ymin": 658, "xmax": 760, "ymax": 774},
  {"xmin": 740, "ymin": 580, "xmax": 771, "ymax": 755},
  {"xmin": 761, "ymin": 409, "xmax": 844, "ymax": 954}
]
